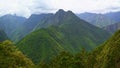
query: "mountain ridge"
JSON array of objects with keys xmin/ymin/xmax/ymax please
[
  {"xmin": 17, "ymin": 9, "xmax": 110, "ymax": 63},
  {"xmin": 77, "ymin": 12, "xmax": 115, "ymax": 28}
]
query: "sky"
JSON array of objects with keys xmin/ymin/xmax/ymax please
[{"xmin": 0, "ymin": 0, "xmax": 120, "ymax": 17}]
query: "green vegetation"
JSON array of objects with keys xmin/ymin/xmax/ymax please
[
  {"xmin": 0, "ymin": 29, "xmax": 8, "ymax": 42},
  {"xmin": 1, "ymin": 9, "xmax": 119, "ymax": 68},
  {"xmin": 17, "ymin": 9, "xmax": 110, "ymax": 64},
  {"xmin": 2, "ymin": 30, "xmax": 120, "ymax": 68},
  {"xmin": 17, "ymin": 28, "xmax": 64, "ymax": 63},
  {"xmin": 0, "ymin": 40, "xmax": 34, "ymax": 68},
  {"xmin": 36, "ymin": 30, "xmax": 120, "ymax": 68},
  {"xmin": 17, "ymin": 21, "xmax": 110, "ymax": 64},
  {"xmin": 93, "ymin": 30, "xmax": 120, "ymax": 68}
]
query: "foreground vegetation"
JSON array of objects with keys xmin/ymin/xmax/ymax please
[
  {"xmin": 0, "ymin": 40, "xmax": 34, "ymax": 68},
  {"xmin": 37, "ymin": 30, "xmax": 120, "ymax": 68}
]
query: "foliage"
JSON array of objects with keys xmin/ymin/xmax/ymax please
[
  {"xmin": 37, "ymin": 30, "xmax": 120, "ymax": 68},
  {"xmin": 0, "ymin": 29, "xmax": 8, "ymax": 42},
  {"xmin": 0, "ymin": 40, "xmax": 34, "ymax": 68}
]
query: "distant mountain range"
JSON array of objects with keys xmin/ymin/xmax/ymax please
[
  {"xmin": 0, "ymin": 14, "xmax": 26, "ymax": 42},
  {"xmin": 103, "ymin": 12, "xmax": 120, "ymax": 33},
  {"xmin": 77, "ymin": 12, "xmax": 116, "ymax": 28},
  {"xmin": 77, "ymin": 11, "xmax": 120, "ymax": 33},
  {"xmin": 17, "ymin": 9, "xmax": 110, "ymax": 63},
  {"xmin": 104, "ymin": 22, "xmax": 120, "ymax": 33},
  {"xmin": 0, "ymin": 10, "xmax": 120, "ymax": 42},
  {"xmin": 105, "ymin": 11, "xmax": 120, "ymax": 23}
]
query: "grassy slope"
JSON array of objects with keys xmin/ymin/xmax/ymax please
[
  {"xmin": 17, "ymin": 29, "xmax": 64, "ymax": 63},
  {"xmin": 36, "ymin": 30, "xmax": 120, "ymax": 68},
  {"xmin": 17, "ymin": 24, "xmax": 110, "ymax": 64}
]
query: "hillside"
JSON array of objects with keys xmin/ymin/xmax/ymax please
[
  {"xmin": 93, "ymin": 30, "xmax": 120, "ymax": 68},
  {"xmin": 77, "ymin": 12, "xmax": 115, "ymax": 28},
  {"xmin": 0, "ymin": 29, "xmax": 8, "ymax": 42},
  {"xmin": 17, "ymin": 9, "xmax": 110, "ymax": 64},
  {"xmin": 17, "ymin": 28, "xmax": 64, "ymax": 63},
  {"xmin": 37, "ymin": 30, "xmax": 120, "ymax": 68}
]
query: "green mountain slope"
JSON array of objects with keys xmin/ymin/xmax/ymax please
[
  {"xmin": 17, "ymin": 13, "xmax": 54, "ymax": 41},
  {"xmin": 77, "ymin": 12, "xmax": 115, "ymax": 28},
  {"xmin": 17, "ymin": 28, "xmax": 63, "ymax": 63},
  {"xmin": 93, "ymin": 30, "xmax": 120, "ymax": 68},
  {"xmin": 37, "ymin": 30, "xmax": 120, "ymax": 68},
  {"xmin": 0, "ymin": 29, "xmax": 8, "ymax": 42},
  {"xmin": 17, "ymin": 9, "xmax": 110, "ymax": 64},
  {"xmin": 0, "ymin": 40, "xmax": 34, "ymax": 68}
]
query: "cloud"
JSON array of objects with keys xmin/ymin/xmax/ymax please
[
  {"xmin": 0, "ymin": 0, "xmax": 120, "ymax": 17},
  {"xmin": 0, "ymin": 0, "xmax": 33, "ymax": 17},
  {"xmin": 47, "ymin": 0, "xmax": 120, "ymax": 13},
  {"xmin": 0, "ymin": 0, "xmax": 49, "ymax": 17}
]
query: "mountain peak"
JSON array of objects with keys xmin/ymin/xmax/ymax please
[
  {"xmin": 57, "ymin": 9, "xmax": 65, "ymax": 13},
  {"xmin": 67, "ymin": 10, "xmax": 75, "ymax": 15},
  {"xmin": 55, "ymin": 9, "xmax": 66, "ymax": 15},
  {"xmin": 67, "ymin": 10, "xmax": 73, "ymax": 13},
  {"xmin": 55, "ymin": 9, "xmax": 77, "ymax": 18}
]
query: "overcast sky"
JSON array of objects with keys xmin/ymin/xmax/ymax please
[{"xmin": 0, "ymin": 0, "xmax": 120, "ymax": 17}]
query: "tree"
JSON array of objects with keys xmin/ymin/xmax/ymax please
[{"xmin": 0, "ymin": 40, "xmax": 34, "ymax": 68}]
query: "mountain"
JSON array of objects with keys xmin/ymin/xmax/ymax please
[
  {"xmin": 19, "ymin": 9, "xmax": 82, "ymax": 41},
  {"xmin": 14, "ymin": 13, "xmax": 54, "ymax": 42},
  {"xmin": 102, "ymin": 11, "xmax": 120, "ymax": 33},
  {"xmin": 22, "ymin": 13, "xmax": 53, "ymax": 35},
  {"xmin": 0, "ymin": 40, "xmax": 34, "ymax": 67},
  {"xmin": 0, "ymin": 29, "xmax": 8, "ymax": 42},
  {"xmin": 37, "ymin": 30, "xmax": 120, "ymax": 68},
  {"xmin": 104, "ymin": 22, "xmax": 120, "ymax": 33},
  {"xmin": 17, "ymin": 28, "xmax": 63, "ymax": 63},
  {"xmin": 105, "ymin": 11, "xmax": 120, "ymax": 23},
  {"xmin": 77, "ymin": 12, "xmax": 115, "ymax": 28},
  {"xmin": 0, "ymin": 14, "xmax": 27, "ymax": 42},
  {"xmin": 17, "ymin": 9, "xmax": 110, "ymax": 64}
]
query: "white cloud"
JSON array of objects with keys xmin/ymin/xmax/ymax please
[
  {"xmin": 47, "ymin": 0, "xmax": 120, "ymax": 13},
  {"xmin": 0, "ymin": 0, "xmax": 120, "ymax": 17}
]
